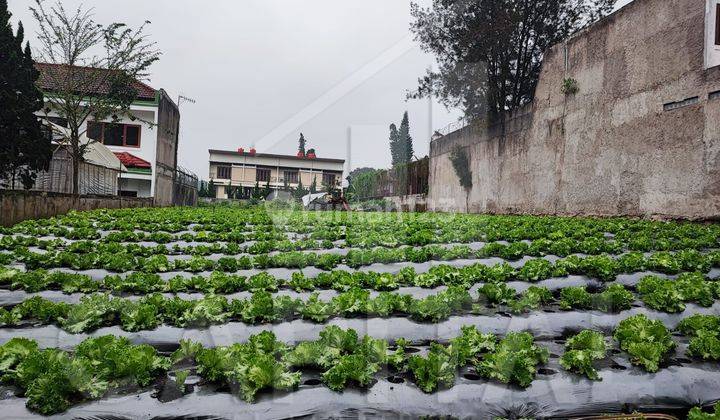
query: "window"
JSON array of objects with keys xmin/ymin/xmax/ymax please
[
  {"xmin": 87, "ymin": 121, "xmax": 141, "ymax": 147},
  {"xmin": 716, "ymin": 4, "xmax": 720, "ymax": 45},
  {"xmin": 322, "ymin": 173, "xmax": 336, "ymax": 186},
  {"xmin": 216, "ymin": 166, "xmax": 232, "ymax": 180},
  {"xmin": 284, "ymin": 170, "xmax": 299, "ymax": 183},
  {"xmin": 256, "ymin": 168, "xmax": 271, "ymax": 182}
]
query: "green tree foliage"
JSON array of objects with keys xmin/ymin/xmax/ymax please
[
  {"xmin": 298, "ymin": 133, "xmax": 306, "ymax": 155},
  {"xmin": 293, "ymin": 179, "xmax": 308, "ymax": 202},
  {"xmin": 389, "ymin": 123, "xmax": 400, "ymax": 167},
  {"xmin": 398, "ymin": 111, "xmax": 414, "ymax": 165},
  {"xmin": 389, "ymin": 113, "xmax": 414, "ymax": 167},
  {"xmin": 347, "ymin": 167, "xmax": 375, "ymax": 184},
  {"xmin": 263, "ymin": 180, "xmax": 271, "ymax": 198},
  {"xmin": 409, "ymin": 0, "xmax": 615, "ymax": 120},
  {"xmin": 0, "ymin": 0, "xmax": 52, "ymax": 189}
]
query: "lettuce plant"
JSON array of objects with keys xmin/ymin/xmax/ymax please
[
  {"xmin": 559, "ymin": 330, "xmax": 607, "ymax": 380},
  {"xmin": 613, "ymin": 314, "xmax": 675, "ymax": 372},
  {"xmin": 476, "ymin": 332, "xmax": 548, "ymax": 387}
]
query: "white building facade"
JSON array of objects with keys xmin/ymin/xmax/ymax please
[
  {"xmin": 208, "ymin": 149, "xmax": 345, "ymax": 199},
  {"xmin": 36, "ymin": 64, "xmax": 181, "ymax": 201}
]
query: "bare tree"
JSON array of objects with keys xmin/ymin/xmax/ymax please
[{"xmin": 30, "ymin": 0, "xmax": 160, "ymax": 194}]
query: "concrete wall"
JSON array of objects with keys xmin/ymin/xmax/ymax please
[
  {"xmin": 429, "ymin": 0, "xmax": 720, "ymax": 219},
  {"xmin": 0, "ymin": 190, "xmax": 154, "ymax": 227},
  {"xmin": 153, "ymin": 90, "xmax": 180, "ymax": 207},
  {"xmin": 386, "ymin": 194, "xmax": 428, "ymax": 213}
]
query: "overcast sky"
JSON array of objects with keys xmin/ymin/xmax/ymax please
[{"xmin": 8, "ymin": 0, "xmax": 634, "ymax": 179}]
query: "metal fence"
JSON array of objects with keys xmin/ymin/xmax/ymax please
[{"xmin": 173, "ymin": 165, "xmax": 199, "ymax": 206}]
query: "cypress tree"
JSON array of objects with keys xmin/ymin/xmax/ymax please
[
  {"xmin": 398, "ymin": 111, "xmax": 414, "ymax": 165},
  {"xmin": 0, "ymin": 0, "xmax": 51, "ymax": 189},
  {"xmin": 388, "ymin": 123, "xmax": 400, "ymax": 167},
  {"xmin": 298, "ymin": 133, "xmax": 306, "ymax": 155}
]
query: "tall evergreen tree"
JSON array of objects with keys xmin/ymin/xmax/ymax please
[
  {"xmin": 293, "ymin": 178, "xmax": 307, "ymax": 201},
  {"xmin": 388, "ymin": 123, "xmax": 400, "ymax": 167},
  {"xmin": 0, "ymin": 0, "xmax": 52, "ymax": 189},
  {"xmin": 298, "ymin": 133, "xmax": 306, "ymax": 155},
  {"xmin": 398, "ymin": 111, "xmax": 414, "ymax": 164}
]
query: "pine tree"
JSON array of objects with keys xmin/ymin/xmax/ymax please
[
  {"xmin": 398, "ymin": 111, "xmax": 414, "ymax": 165},
  {"xmin": 293, "ymin": 179, "xmax": 306, "ymax": 202},
  {"xmin": 298, "ymin": 133, "xmax": 306, "ymax": 155},
  {"xmin": 263, "ymin": 180, "xmax": 271, "ymax": 198},
  {"xmin": 0, "ymin": 0, "xmax": 52, "ymax": 189},
  {"xmin": 309, "ymin": 176, "xmax": 317, "ymax": 194},
  {"xmin": 388, "ymin": 123, "xmax": 400, "ymax": 167}
]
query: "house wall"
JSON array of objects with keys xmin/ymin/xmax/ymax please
[
  {"xmin": 92, "ymin": 107, "xmax": 158, "ymax": 193},
  {"xmin": 119, "ymin": 177, "xmax": 152, "ymax": 197},
  {"xmin": 428, "ymin": 0, "xmax": 720, "ymax": 219},
  {"xmin": 41, "ymin": 94, "xmax": 164, "ymax": 199}
]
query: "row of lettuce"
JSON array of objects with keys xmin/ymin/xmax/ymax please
[
  {"xmin": 4, "ymin": 207, "xmax": 718, "ymax": 249},
  {"xmin": 3, "ymin": 225, "xmax": 719, "ymax": 256},
  {"xmin": 0, "ymin": 272, "xmax": 717, "ymax": 332},
  {"xmin": 4, "ymin": 241, "xmax": 719, "ymax": 275},
  {"xmin": 0, "ymin": 313, "xmax": 718, "ymax": 415},
  {"xmin": 2, "ymin": 249, "xmax": 718, "ymax": 293}
]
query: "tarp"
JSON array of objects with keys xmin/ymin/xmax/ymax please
[
  {"xmin": 46, "ymin": 121, "xmax": 127, "ymax": 172},
  {"xmin": 302, "ymin": 192, "xmax": 327, "ymax": 207}
]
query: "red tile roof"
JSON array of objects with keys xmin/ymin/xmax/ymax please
[
  {"xmin": 114, "ymin": 152, "xmax": 152, "ymax": 169},
  {"xmin": 35, "ymin": 63, "xmax": 157, "ymax": 100}
]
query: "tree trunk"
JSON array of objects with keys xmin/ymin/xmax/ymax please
[{"xmin": 71, "ymin": 130, "xmax": 80, "ymax": 196}]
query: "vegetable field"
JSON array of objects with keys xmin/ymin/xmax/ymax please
[{"xmin": 0, "ymin": 206, "xmax": 719, "ymax": 418}]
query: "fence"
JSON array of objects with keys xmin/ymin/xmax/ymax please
[
  {"xmin": 32, "ymin": 152, "xmax": 120, "ymax": 196},
  {"xmin": 350, "ymin": 157, "xmax": 429, "ymax": 200},
  {"xmin": 173, "ymin": 165, "xmax": 199, "ymax": 206}
]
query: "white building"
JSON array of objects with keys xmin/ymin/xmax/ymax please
[
  {"xmin": 35, "ymin": 63, "xmax": 181, "ymax": 204},
  {"xmin": 208, "ymin": 149, "xmax": 345, "ymax": 199}
]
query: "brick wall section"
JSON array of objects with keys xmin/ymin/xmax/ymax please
[
  {"xmin": 0, "ymin": 190, "xmax": 154, "ymax": 227},
  {"xmin": 428, "ymin": 0, "xmax": 720, "ymax": 219}
]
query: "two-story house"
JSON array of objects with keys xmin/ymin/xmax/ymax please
[
  {"xmin": 35, "ymin": 63, "xmax": 180, "ymax": 205},
  {"xmin": 208, "ymin": 149, "xmax": 345, "ymax": 199}
]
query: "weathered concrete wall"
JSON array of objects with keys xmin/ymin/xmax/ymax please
[
  {"xmin": 154, "ymin": 89, "xmax": 180, "ymax": 207},
  {"xmin": 0, "ymin": 190, "xmax": 154, "ymax": 227},
  {"xmin": 429, "ymin": 0, "xmax": 720, "ymax": 219},
  {"xmin": 385, "ymin": 194, "xmax": 428, "ymax": 213}
]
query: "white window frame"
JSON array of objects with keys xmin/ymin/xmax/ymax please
[{"xmin": 705, "ymin": 0, "xmax": 720, "ymax": 69}]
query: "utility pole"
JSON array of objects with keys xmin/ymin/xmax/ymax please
[{"xmin": 427, "ymin": 65, "xmax": 434, "ymax": 152}]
